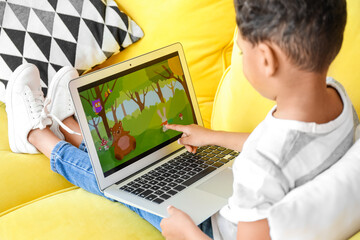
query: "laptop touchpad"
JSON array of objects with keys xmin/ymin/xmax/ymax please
[{"xmin": 196, "ymin": 168, "xmax": 233, "ymax": 199}]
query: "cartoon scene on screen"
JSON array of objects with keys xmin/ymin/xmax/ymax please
[{"xmin": 79, "ymin": 56, "xmax": 195, "ymax": 174}]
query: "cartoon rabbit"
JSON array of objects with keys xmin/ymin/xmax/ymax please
[{"xmin": 157, "ymin": 107, "xmax": 168, "ymax": 132}]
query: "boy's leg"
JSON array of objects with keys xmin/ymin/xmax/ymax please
[
  {"xmin": 28, "ymin": 127, "xmax": 60, "ymax": 159},
  {"xmin": 60, "ymin": 116, "xmax": 83, "ymax": 148},
  {"xmin": 49, "ymin": 134, "xmax": 164, "ymax": 231}
]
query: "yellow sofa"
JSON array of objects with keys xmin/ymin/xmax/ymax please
[
  {"xmin": 0, "ymin": 0, "xmax": 359, "ymax": 239},
  {"xmin": 0, "ymin": 0, "xmax": 234, "ymax": 239}
]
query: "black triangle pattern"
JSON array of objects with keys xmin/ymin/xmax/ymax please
[
  {"xmin": 8, "ymin": 3, "xmax": 31, "ymax": 29},
  {"xmin": 103, "ymin": 51, "xmax": 114, "ymax": 58},
  {"xmin": 83, "ymin": 19, "xmax": 105, "ymax": 49},
  {"xmin": 48, "ymin": 0, "xmax": 58, "ymax": 11},
  {"xmin": 0, "ymin": 54, "xmax": 23, "ymax": 71},
  {"xmin": 28, "ymin": 32, "xmax": 52, "ymax": 60},
  {"xmin": 69, "ymin": 0, "xmax": 84, "ymax": 15},
  {"xmin": 110, "ymin": 6, "xmax": 128, "ymax": 28},
  {"xmin": 4, "ymin": 28, "xmax": 26, "ymax": 54},
  {"xmin": 42, "ymin": 87, "xmax": 48, "ymax": 97},
  {"xmin": 58, "ymin": 13, "xmax": 81, "ymax": 41},
  {"xmin": 89, "ymin": 0, "xmax": 106, "ymax": 21},
  {"xmin": 0, "ymin": 79, "xmax": 8, "ymax": 88},
  {"xmin": 25, "ymin": 58, "xmax": 49, "ymax": 86},
  {"xmin": 106, "ymin": 25, "xmax": 127, "ymax": 46},
  {"xmin": 54, "ymin": 38, "xmax": 77, "ymax": 66},
  {"xmin": 77, "ymin": 69, "xmax": 86, "ymax": 76},
  {"xmin": 33, "ymin": 9, "xmax": 55, "ymax": 35},
  {"xmin": 51, "ymin": 63, "xmax": 63, "ymax": 72},
  {"xmin": 0, "ymin": 2, "xmax": 5, "ymax": 27},
  {"xmin": 130, "ymin": 33, "xmax": 141, "ymax": 44}
]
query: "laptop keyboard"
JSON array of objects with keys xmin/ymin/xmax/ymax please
[{"xmin": 119, "ymin": 145, "xmax": 239, "ymax": 204}]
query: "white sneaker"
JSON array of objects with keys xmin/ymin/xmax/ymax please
[
  {"xmin": 45, "ymin": 66, "xmax": 80, "ymax": 140},
  {"xmin": 6, "ymin": 63, "xmax": 52, "ymax": 154}
]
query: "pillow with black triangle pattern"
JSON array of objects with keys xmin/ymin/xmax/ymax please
[{"xmin": 0, "ymin": 0, "xmax": 144, "ymax": 103}]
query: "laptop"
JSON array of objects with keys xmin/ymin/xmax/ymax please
[{"xmin": 68, "ymin": 43, "xmax": 238, "ymax": 225}]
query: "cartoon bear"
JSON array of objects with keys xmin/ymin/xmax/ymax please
[{"xmin": 110, "ymin": 121, "xmax": 136, "ymax": 160}]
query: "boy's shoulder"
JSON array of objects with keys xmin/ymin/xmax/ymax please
[{"xmin": 237, "ymin": 79, "xmax": 356, "ymax": 188}]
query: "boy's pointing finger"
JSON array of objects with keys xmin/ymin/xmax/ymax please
[{"xmin": 165, "ymin": 124, "xmax": 186, "ymax": 132}]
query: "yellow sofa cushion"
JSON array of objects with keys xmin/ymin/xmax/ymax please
[
  {"xmin": 0, "ymin": 188, "xmax": 163, "ymax": 239},
  {"xmin": 97, "ymin": 0, "xmax": 236, "ymax": 128},
  {"xmin": 211, "ymin": 29, "xmax": 274, "ymax": 132},
  {"xmin": 351, "ymin": 232, "xmax": 360, "ymax": 240},
  {"xmin": 211, "ymin": 0, "xmax": 360, "ymax": 132},
  {"xmin": 0, "ymin": 103, "xmax": 74, "ymax": 213}
]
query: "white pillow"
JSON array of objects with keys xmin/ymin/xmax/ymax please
[{"xmin": 268, "ymin": 139, "xmax": 360, "ymax": 240}]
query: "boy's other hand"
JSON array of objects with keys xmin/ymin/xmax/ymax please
[
  {"xmin": 160, "ymin": 206, "xmax": 209, "ymax": 240},
  {"xmin": 165, "ymin": 124, "xmax": 213, "ymax": 153}
]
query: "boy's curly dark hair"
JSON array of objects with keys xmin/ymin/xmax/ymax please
[{"xmin": 234, "ymin": 0, "xmax": 347, "ymax": 72}]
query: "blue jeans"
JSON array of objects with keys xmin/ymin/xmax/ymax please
[{"xmin": 50, "ymin": 141, "xmax": 213, "ymax": 238}]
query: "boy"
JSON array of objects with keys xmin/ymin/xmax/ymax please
[
  {"xmin": 5, "ymin": 0, "xmax": 355, "ymax": 240},
  {"xmin": 161, "ymin": 0, "xmax": 356, "ymax": 239}
]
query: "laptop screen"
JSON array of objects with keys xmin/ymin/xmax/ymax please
[{"xmin": 78, "ymin": 52, "xmax": 197, "ymax": 177}]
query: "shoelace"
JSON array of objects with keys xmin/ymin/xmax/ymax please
[
  {"xmin": 43, "ymin": 98, "xmax": 81, "ymax": 136},
  {"xmin": 26, "ymin": 88, "xmax": 50, "ymax": 130}
]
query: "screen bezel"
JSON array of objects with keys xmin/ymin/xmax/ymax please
[{"xmin": 69, "ymin": 43, "xmax": 204, "ymax": 191}]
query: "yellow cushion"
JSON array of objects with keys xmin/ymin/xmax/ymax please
[
  {"xmin": 0, "ymin": 188, "xmax": 163, "ymax": 239},
  {"xmin": 328, "ymin": 0, "xmax": 360, "ymax": 114},
  {"xmin": 212, "ymin": 0, "xmax": 360, "ymax": 132},
  {"xmin": 97, "ymin": 0, "xmax": 236, "ymax": 128},
  {"xmin": 350, "ymin": 232, "xmax": 360, "ymax": 240},
  {"xmin": 0, "ymin": 103, "xmax": 73, "ymax": 213},
  {"xmin": 211, "ymin": 29, "xmax": 274, "ymax": 132}
]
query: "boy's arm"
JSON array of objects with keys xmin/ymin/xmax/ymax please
[
  {"xmin": 160, "ymin": 206, "xmax": 211, "ymax": 240},
  {"xmin": 210, "ymin": 130, "xmax": 250, "ymax": 152},
  {"xmin": 165, "ymin": 124, "xmax": 250, "ymax": 152},
  {"xmin": 160, "ymin": 206, "xmax": 271, "ymax": 240},
  {"xmin": 237, "ymin": 219, "xmax": 271, "ymax": 240}
]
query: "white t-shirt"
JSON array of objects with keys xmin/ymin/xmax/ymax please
[{"xmin": 212, "ymin": 78, "xmax": 359, "ymax": 240}]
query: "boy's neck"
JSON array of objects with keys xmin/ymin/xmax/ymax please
[{"xmin": 273, "ymin": 70, "xmax": 343, "ymax": 124}]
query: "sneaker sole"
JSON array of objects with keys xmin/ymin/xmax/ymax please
[
  {"xmin": 47, "ymin": 66, "xmax": 78, "ymax": 140},
  {"xmin": 5, "ymin": 64, "xmax": 37, "ymax": 153}
]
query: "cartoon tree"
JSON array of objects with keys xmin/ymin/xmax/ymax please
[
  {"xmin": 156, "ymin": 56, "xmax": 190, "ymax": 101},
  {"xmin": 88, "ymin": 117, "xmax": 102, "ymax": 140},
  {"xmin": 118, "ymin": 92, "xmax": 129, "ymax": 117},
  {"xmin": 110, "ymin": 98, "xmax": 119, "ymax": 123},
  {"xmin": 102, "ymin": 78, "xmax": 130, "ymax": 122},
  {"xmin": 121, "ymin": 69, "xmax": 152, "ymax": 112},
  {"xmin": 80, "ymin": 79, "xmax": 118, "ymax": 139},
  {"xmin": 145, "ymin": 61, "xmax": 170, "ymax": 103},
  {"xmin": 166, "ymin": 78, "xmax": 176, "ymax": 96},
  {"xmin": 156, "ymin": 56, "xmax": 196, "ymax": 121}
]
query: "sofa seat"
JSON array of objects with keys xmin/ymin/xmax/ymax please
[
  {"xmin": 0, "ymin": 103, "xmax": 74, "ymax": 213},
  {"xmin": 0, "ymin": 188, "xmax": 163, "ymax": 239}
]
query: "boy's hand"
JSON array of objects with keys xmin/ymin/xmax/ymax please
[
  {"xmin": 165, "ymin": 124, "xmax": 214, "ymax": 153},
  {"xmin": 160, "ymin": 206, "xmax": 209, "ymax": 240}
]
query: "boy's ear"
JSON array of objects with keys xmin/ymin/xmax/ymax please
[{"xmin": 258, "ymin": 42, "xmax": 278, "ymax": 77}]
